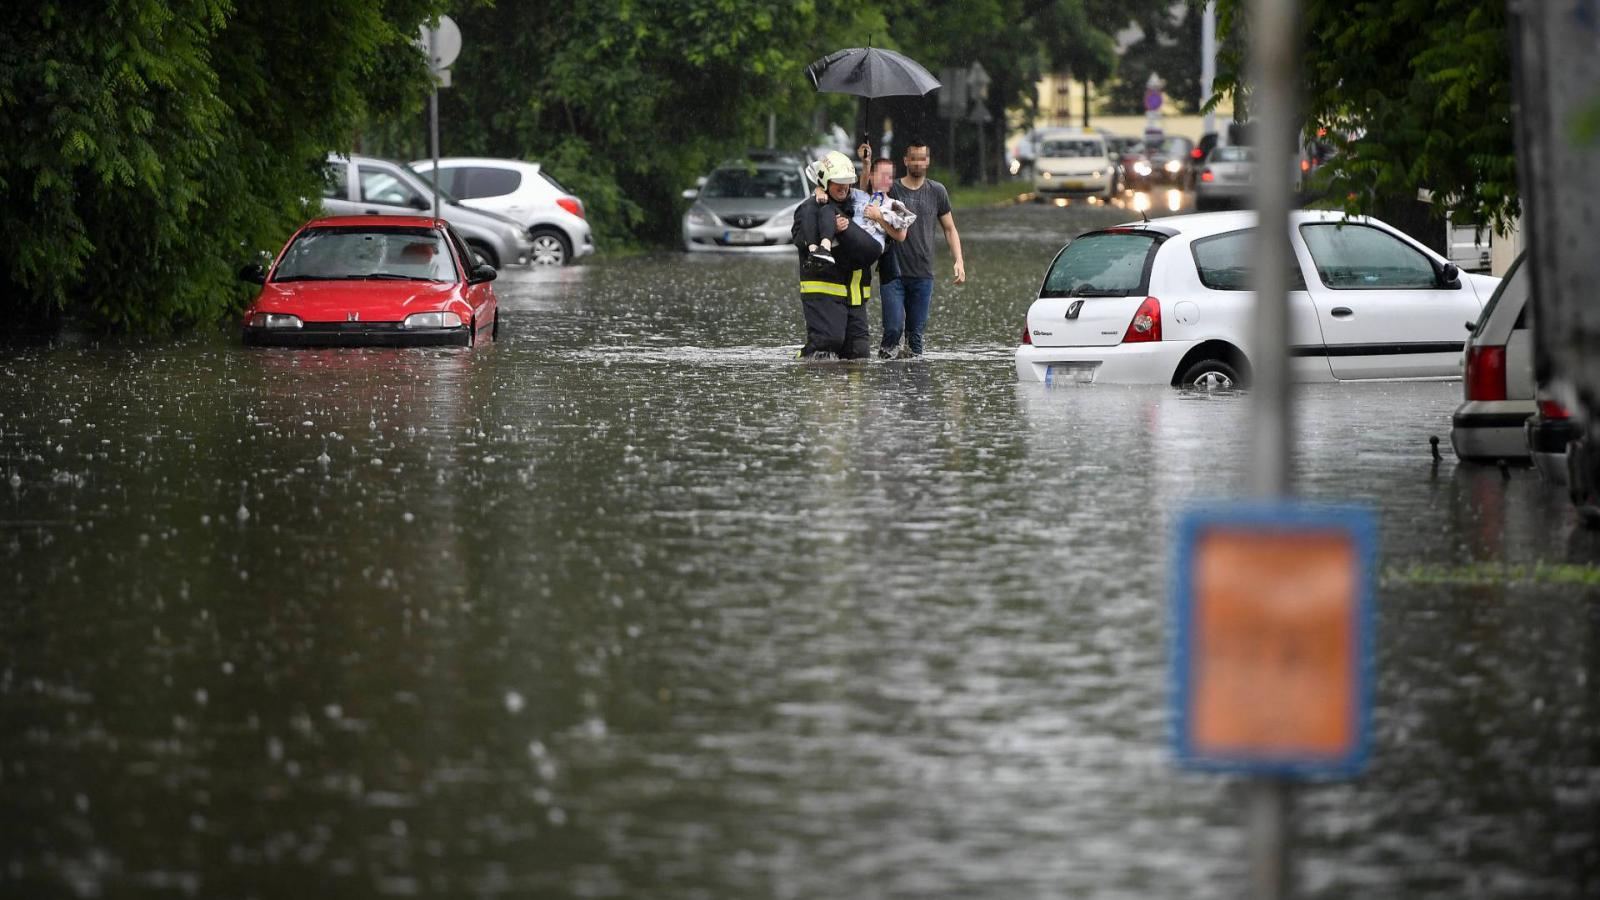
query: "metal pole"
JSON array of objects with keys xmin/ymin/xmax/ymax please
[
  {"xmin": 1247, "ymin": 0, "xmax": 1300, "ymax": 893},
  {"xmin": 1202, "ymin": 2, "xmax": 1218, "ymax": 140},
  {"xmin": 768, "ymin": 112, "xmax": 777, "ymax": 149},
  {"xmin": 429, "ymin": 83, "xmax": 441, "ymax": 219}
]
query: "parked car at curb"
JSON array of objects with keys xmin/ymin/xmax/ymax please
[
  {"xmin": 241, "ymin": 216, "xmax": 499, "ymax": 347},
  {"xmin": 411, "ymin": 157, "xmax": 594, "ymax": 266},
  {"xmin": 1031, "ymin": 129, "xmax": 1115, "ymax": 200},
  {"xmin": 321, "ymin": 154, "xmax": 531, "ymax": 270},
  {"xmin": 1016, "ymin": 210, "xmax": 1499, "ymax": 388},
  {"xmin": 1451, "ymin": 252, "xmax": 1536, "ymax": 463},
  {"xmin": 682, "ymin": 156, "xmax": 809, "ymax": 253}
]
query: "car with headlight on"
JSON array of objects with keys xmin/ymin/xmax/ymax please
[
  {"xmin": 682, "ymin": 157, "xmax": 809, "ymax": 253},
  {"xmin": 1032, "ymin": 129, "xmax": 1114, "ymax": 200},
  {"xmin": 1016, "ymin": 210, "xmax": 1499, "ymax": 388},
  {"xmin": 241, "ymin": 216, "xmax": 500, "ymax": 347}
]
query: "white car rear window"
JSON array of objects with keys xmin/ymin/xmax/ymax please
[{"xmin": 1042, "ymin": 232, "xmax": 1158, "ymax": 297}]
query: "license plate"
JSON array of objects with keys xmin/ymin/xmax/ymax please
[
  {"xmin": 1044, "ymin": 363, "xmax": 1099, "ymax": 385},
  {"xmin": 1064, "ymin": 180, "xmax": 1086, "ymax": 189},
  {"xmin": 723, "ymin": 230, "xmax": 763, "ymax": 245}
]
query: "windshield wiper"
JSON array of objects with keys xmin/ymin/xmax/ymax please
[
  {"xmin": 1069, "ymin": 285, "xmax": 1126, "ymax": 297},
  {"xmin": 353, "ymin": 273, "xmax": 440, "ymax": 281},
  {"xmin": 272, "ymin": 275, "xmax": 341, "ymax": 282}
]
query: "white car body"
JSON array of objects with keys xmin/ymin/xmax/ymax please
[
  {"xmin": 1032, "ymin": 129, "xmax": 1115, "ymax": 199},
  {"xmin": 1016, "ymin": 210, "xmax": 1500, "ymax": 387},
  {"xmin": 1451, "ymin": 252, "xmax": 1536, "ymax": 462},
  {"xmin": 411, "ymin": 158, "xmax": 594, "ymax": 266}
]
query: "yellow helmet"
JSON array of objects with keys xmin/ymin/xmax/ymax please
[{"xmin": 816, "ymin": 150, "xmax": 857, "ymax": 185}]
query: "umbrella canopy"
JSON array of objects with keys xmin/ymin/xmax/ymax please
[{"xmin": 806, "ymin": 47, "xmax": 941, "ymax": 99}]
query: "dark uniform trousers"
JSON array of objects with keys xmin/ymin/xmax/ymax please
[{"xmin": 793, "ymin": 210, "xmax": 880, "ymax": 359}]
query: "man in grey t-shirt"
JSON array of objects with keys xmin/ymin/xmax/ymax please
[{"xmin": 879, "ymin": 141, "xmax": 965, "ymax": 358}]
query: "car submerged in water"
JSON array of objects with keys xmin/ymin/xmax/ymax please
[
  {"xmin": 681, "ymin": 155, "xmax": 810, "ymax": 253},
  {"xmin": 241, "ymin": 216, "xmax": 500, "ymax": 347},
  {"xmin": 1016, "ymin": 210, "xmax": 1499, "ymax": 388}
]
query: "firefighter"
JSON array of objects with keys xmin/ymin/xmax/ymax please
[{"xmin": 791, "ymin": 151, "xmax": 882, "ymax": 359}]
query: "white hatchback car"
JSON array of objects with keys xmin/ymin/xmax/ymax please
[
  {"xmin": 1032, "ymin": 129, "xmax": 1115, "ymax": 200},
  {"xmin": 1015, "ymin": 210, "xmax": 1500, "ymax": 387},
  {"xmin": 411, "ymin": 158, "xmax": 594, "ymax": 266}
]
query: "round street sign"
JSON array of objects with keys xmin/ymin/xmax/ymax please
[{"xmin": 419, "ymin": 15, "xmax": 461, "ymax": 71}]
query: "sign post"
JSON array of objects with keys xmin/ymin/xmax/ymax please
[{"xmin": 418, "ymin": 16, "xmax": 462, "ymax": 219}]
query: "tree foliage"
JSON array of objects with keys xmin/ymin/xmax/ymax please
[
  {"xmin": 1105, "ymin": 5, "xmax": 1202, "ymax": 115},
  {"xmin": 0, "ymin": 0, "xmax": 441, "ymax": 331},
  {"xmin": 1210, "ymin": 0, "xmax": 1517, "ymax": 230}
]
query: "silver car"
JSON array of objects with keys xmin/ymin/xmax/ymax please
[
  {"xmin": 682, "ymin": 159, "xmax": 809, "ymax": 254},
  {"xmin": 321, "ymin": 154, "xmax": 532, "ymax": 269},
  {"xmin": 1195, "ymin": 145, "xmax": 1255, "ymax": 211}
]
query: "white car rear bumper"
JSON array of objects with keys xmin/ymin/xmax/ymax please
[{"xmin": 1015, "ymin": 341, "xmax": 1198, "ymax": 385}]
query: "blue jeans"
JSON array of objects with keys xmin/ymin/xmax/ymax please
[{"xmin": 879, "ymin": 276, "xmax": 933, "ymax": 355}]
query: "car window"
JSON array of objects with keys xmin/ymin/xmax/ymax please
[
  {"xmin": 359, "ymin": 167, "xmax": 426, "ymax": 208},
  {"xmin": 442, "ymin": 224, "xmax": 477, "ymax": 274},
  {"xmin": 456, "ymin": 166, "xmax": 522, "ymax": 200},
  {"xmin": 272, "ymin": 227, "xmax": 457, "ymax": 282},
  {"xmin": 701, "ymin": 166, "xmax": 804, "ymax": 200},
  {"xmin": 320, "ymin": 163, "xmax": 349, "ymax": 200},
  {"xmin": 416, "ymin": 165, "xmax": 460, "ymax": 196},
  {"xmin": 1471, "ymin": 253, "xmax": 1526, "ymax": 338},
  {"xmin": 1041, "ymin": 232, "xmax": 1159, "ymax": 297},
  {"xmin": 1299, "ymin": 223, "xmax": 1439, "ymax": 289},
  {"xmin": 1038, "ymin": 139, "xmax": 1104, "ymax": 158},
  {"xmin": 1191, "ymin": 229, "xmax": 1307, "ymax": 292}
]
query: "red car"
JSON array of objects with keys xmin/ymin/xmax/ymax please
[{"xmin": 241, "ymin": 216, "xmax": 500, "ymax": 347}]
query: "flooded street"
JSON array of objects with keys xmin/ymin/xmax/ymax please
[{"xmin": 3, "ymin": 203, "xmax": 1598, "ymax": 898}]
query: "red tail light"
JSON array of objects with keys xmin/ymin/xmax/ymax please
[
  {"xmin": 1300, "ymin": 159, "xmax": 1311, "ymax": 173},
  {"xmin": 1021, "ymin": 322, "xmax": 1032, "ymax": 345},
  {"xmin": 557, "ymin": 197, "xmax": 585, "ymax": 219},
  {"xmin": 1122, "ymin": 297, "xmax": 1162, "ymax": 343},
  {"xmin": 1464, "ymin": 346, "xmax": 1507, "ymax": 401},
  {"xmin": 1190, "ymin": 147, "xmax": 1203, "ymax": 159},
  {"xmin": 1538, "ymin": 398, "xmax": 1571, "ymax": 420},
  {"xmin": 1200, "ymin": 169, "xmax": 1215, "ymax": 182}
]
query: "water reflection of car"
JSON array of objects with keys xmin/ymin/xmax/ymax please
[
  {"xmin": 682, "ymin": 157, "xmax": 808, "ymax": 253},
  {"xmin": 410, "ymin": 157, "xmax": 594, "ymax": 267},
  {"xmin": 321, "ymin": 153, "xmax": 531, "ymax": 270},
  {"xmin": 1195, "ymin": 146, "xmax": 1256, "ymax": 211},
  {"xmin": 1452, "ymin": 252, "xmax": 1535, "ymax": 463},
  {"xmin": 1031, "ymin": 130, "xmax": 1114, "ymax": 200},
  {"xmin": 1016, "ymin": 210, "xmax": 1498, "ymax": 388},
  {"xmin": 241, "ymin": 216, "xmax": 500, "ymax": 347}
]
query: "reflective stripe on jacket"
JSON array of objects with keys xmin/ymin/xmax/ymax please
[{"xmin": 800, "ymin": 269, "xmax": 872, "ymax": 306}]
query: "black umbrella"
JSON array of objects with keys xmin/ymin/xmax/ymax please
[{"xmin": 807, "ymin": 47, "xmax": 941, "ymax": 159}]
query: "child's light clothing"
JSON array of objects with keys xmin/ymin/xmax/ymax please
[{"xmin": 849, "ymin": 188, "xmax": 917, "ymax": 248}]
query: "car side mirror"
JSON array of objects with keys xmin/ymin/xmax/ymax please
[
  {"xmin": 469, "ymin": 263, "xmax": 497, "ymax": 284},
  {"xmin": 682, "ymin": 188, "xmax": 699, "ymax": 200},
  {"xmin": 238, "ymin": 263, "xmax": 266, "ymax": 284},
  {"xmin": 1439, "ymin": 262, "xmax": 1461, "ymax": 287},
  {"xmin": 409, "ymin": 195, "xmax": 432, "ymax": 211}
]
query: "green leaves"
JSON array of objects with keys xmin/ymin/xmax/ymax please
[{"xmin": 0, "ymin": 0, "xmax": 443, "ymax": 331}]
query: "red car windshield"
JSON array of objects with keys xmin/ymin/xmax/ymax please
[{"xmin": 272, "ymin": 227, "xmax": 457, "ymax": 283}]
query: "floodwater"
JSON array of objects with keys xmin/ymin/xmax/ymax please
[{"xmin": 3, "ymin": 203, "xmax": 1597, "ymax": 898}]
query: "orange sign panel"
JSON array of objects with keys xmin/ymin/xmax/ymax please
[{"xmin": 1189, "ymin": 529, "xmax": 1360, "ymax": 760}]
